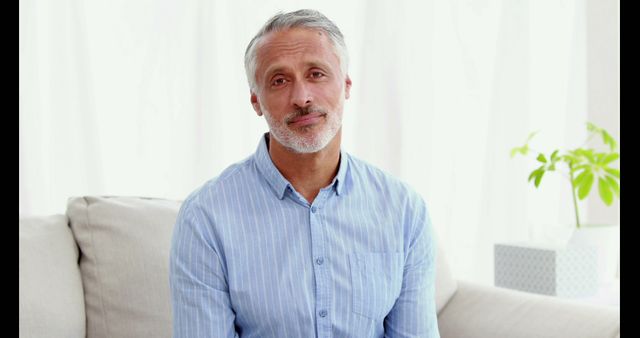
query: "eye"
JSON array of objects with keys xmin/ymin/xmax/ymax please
[
  {"xmin": 310, "ymin": 71, "xmax": 325, "ymax": 79},
  {"xmin": 271, "ymin": 77, "xmax": 287, "ymax": 87}
]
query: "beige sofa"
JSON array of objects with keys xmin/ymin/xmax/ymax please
[{"xmin": 19, "ymin": 196, "xmax": 620, "ymax": 338}]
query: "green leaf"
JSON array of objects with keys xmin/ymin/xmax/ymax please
[
  {"xmin": 581, "ymin": 150, "xmax": 596, "ymax": 163},
  {"xmin": 537, "ymin": 154, "xmax": 547, "ymax": 163},
  {"xmin": 605, "ymin": 175, "xmax": 620, "ymax": 198},
  {"xmin": 587, "ymin": 122, "xmax": 618, "ymax": 151},
  {"xmin": 602, "ymin": 130, "xmax": 618, "ymax": 151},
  {"xmin": 511, "ymin": 132, "xmax": 537, "ymax": 158},
  {"xmin": 573, "ymin": 169, "xmax": 590, "ymax": 187},
  {"xmin": 604, "ymin": 167, "xmax": 620, "ymax": 179},
  {"xmin": 548, "ymin": 164, "xmax": 556, "ymax": 171},
  {"xmin": 510, "ymin": 145, "xmax": 530, "ymax": 158},
  {"xmin": 598, "ymin": 177, "xmax": 614, "ymax": 206},
  {"xmin": 534, "ymin": 170, "xmax": 545, "ymax": 188},
  {"xmin": 528, "ymin": 167, "xmax": 545, "ymax": 188},
  {"xmin": 551, "ymin": 150, "xmax": 560, "ymax": 161},
  {"xmin": 563, "ymin": 154, "xmax": 578, "ymax": 166},
  {"xmin": 577, "ymin": 172, "xmax": 594, "ymax": 200},
  {"xmin": 602, "ymin": 153, "xmax": 619, "ymax": 165},
  {"xmin": 529, "ymin": 167, "xmax": 543, "ymax": 182}
]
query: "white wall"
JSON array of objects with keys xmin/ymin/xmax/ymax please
[{"xmin": 586, "ymin": 0, "xmax": 620, "ymax": 226}]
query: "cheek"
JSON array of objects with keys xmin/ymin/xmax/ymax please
[
  {"xmin": 327, "ymin": 86, "xmax": 346, "ymax": 107},
  {"xmin": 316, "ymin": 84, "xmax": 342, "ymax": 104},
  {"xmin": 262, "ymin": 93, "xmax": 287, "ymax": 111}
]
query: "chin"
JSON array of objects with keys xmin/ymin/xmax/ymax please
[{"xmin": 281, "ymin": 131, "xmax": 335, "ymax": 154}]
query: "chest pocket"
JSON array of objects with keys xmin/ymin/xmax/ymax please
[{"xmin": 349, "ymin": 252, "xmax": 404, "ymax": 320}]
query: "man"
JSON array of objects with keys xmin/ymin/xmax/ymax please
[{"xmin": 170, "ymin": 9, "xmax": 440, "ymax": 338}]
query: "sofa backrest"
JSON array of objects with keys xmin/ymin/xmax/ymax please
[
  {"xmin": 21, "ymin": 196, "xmax": 458, "ymax": 337},
  {"xmin": 19, "ymin": 214, "xmax": 86, "ymax": 338}
]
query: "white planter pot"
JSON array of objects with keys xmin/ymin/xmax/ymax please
[{"xmin": 568, "ymin": 224, "xmax": 620, "ymax": 286}]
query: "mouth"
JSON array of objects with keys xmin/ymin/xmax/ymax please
[{"xmin": 287, "ymin": 112, "xmax": 326, "ymax": 127}]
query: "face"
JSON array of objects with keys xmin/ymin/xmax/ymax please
[{"xmin": 250, "ymin": 28, "xmax": 352, "ymax": 153}]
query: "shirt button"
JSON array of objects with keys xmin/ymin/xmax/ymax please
[
  {"xmin": 319, "ymin": 310, "xmax": 327, "ymax": 317},
  {"xmin": 316, "ymin": 257, "xmax": 324, "ymax": 265},
  {"xmin": 311, "ymin": 206, "xmax": 317, "ymax": 213}
]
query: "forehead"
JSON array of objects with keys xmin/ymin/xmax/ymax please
[{"xmin": 255, "ymin": 28, "xmax": 339, "ymax": 75}]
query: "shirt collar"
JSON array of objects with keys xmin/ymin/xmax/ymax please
[{"xmin": 253, "ymin": 132, "xmax": 349, "ymax": 200}]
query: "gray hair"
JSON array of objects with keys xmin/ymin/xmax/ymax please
[{"xmin": 244, "ymin": 9, "xmax": 349, "ymax": 93}]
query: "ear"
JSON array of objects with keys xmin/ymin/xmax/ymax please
[
  {"xmin": 250, "ymin": 92, "xmax": 263, "ymax": 116},
  {"xmin": 344, "ymin": 75, "xmax": 352, "ymax": 99}
]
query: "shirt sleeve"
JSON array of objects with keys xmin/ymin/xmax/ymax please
[
  {"xmin": 169, "ymin": 201, "xmax": 239, "ymax": 338},
  {"xmin": 384, "ymin": 199, "xmax": 440, "ymax": 338}
]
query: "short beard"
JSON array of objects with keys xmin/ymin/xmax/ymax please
[{"xmin": 262, "ymin": 105, "xmax": 341, "ymax": 153}]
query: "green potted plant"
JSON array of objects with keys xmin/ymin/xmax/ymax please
[{"xmin": 511, "ymin": 122, "xmax": 620, "ymax": 285}]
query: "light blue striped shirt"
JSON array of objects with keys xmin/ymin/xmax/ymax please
[{"xmin": 170, "ymin": 133, "xmax": 440, "ymax": 338}]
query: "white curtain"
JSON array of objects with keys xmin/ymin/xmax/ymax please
[{"xmin": 20, "ymin": 0, "xmax": 599, "ymax": 285}]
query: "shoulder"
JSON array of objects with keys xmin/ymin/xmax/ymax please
[
  {"xmin": 179, "ymin": 155, "xmax": 256, "ymax": 215},
  {"xmin": 347, "ymin": 153, "xmax": 424, "ymax": 204},
  {"xmin": 346, "ymin": 153, "xmax": 430, "ymax": 228}
]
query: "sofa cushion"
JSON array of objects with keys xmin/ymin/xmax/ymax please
[
  {"xmin": 19, "ymin": 214, "xmax": 86, "ymax": 338},
  {"xmin": 437, "ymin": 281, "xmax": 619, "ymax": 338},
  {"xmin": 66, "ymin": 196, "xmax": 180, "ymax": 338}
]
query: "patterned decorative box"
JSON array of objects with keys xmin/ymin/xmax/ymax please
[{"xmin": 494, "ymin": 242, "xmax": 598, "ymax": 298}]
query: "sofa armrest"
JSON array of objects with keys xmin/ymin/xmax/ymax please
[
  {"xmin": 437, "ymin": 281, "xmax": 619, "ymax": 338},
  {"xmin": 20, "ymin": 215, "xmax": 86, "ymax": 338}
]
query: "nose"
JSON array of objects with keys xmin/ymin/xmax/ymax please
[{"xmin": 290, "ymin": 81, "xmax": 312, "ymax": 108}]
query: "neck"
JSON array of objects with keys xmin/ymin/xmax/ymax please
[{"xmin": 267, "ymin": 131, "xmax": 341, "ymax": 204}]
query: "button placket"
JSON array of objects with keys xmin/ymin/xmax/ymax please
[{"xmin": 308, "ymin": 193, "xmax": 332, "ymax": 337}]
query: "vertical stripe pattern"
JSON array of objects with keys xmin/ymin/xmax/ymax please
[{"xmin": 169, "ymin": 133, "xmax": 440, "ymax": 338}]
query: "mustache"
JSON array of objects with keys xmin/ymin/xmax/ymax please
[{"xmin": 285, "ymin": 106, "xmax": 327, "ymax": 123}]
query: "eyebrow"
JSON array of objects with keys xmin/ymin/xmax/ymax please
[{"xmin": 263, "ymin": 61, "xmax": 332, "ymax": 80}]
